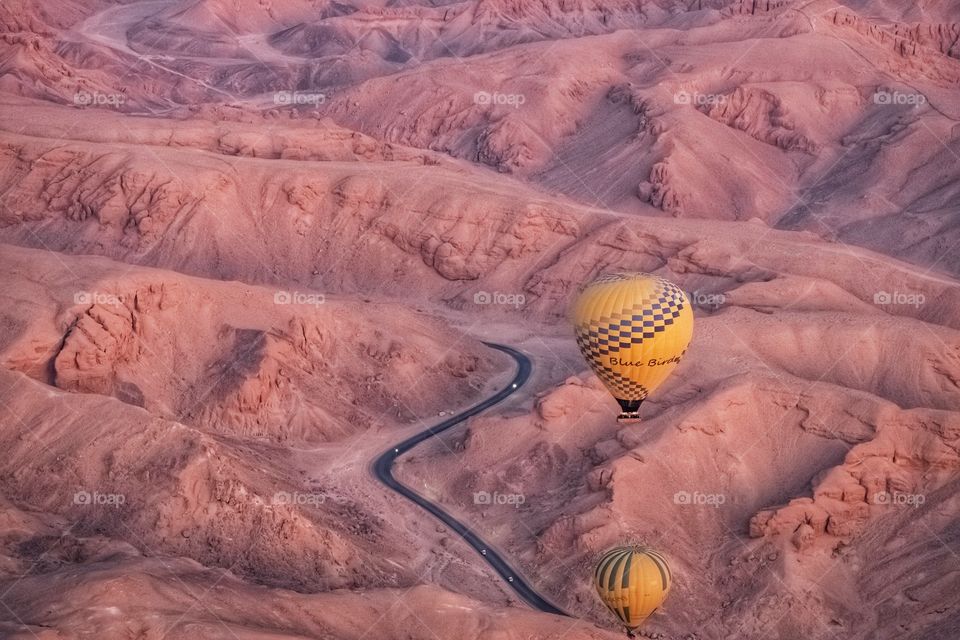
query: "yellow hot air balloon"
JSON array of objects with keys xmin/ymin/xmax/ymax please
[
  {"xmin": 573, "ymin": 272, "xmax": 693, "ymax": 422},
  {"xmin": 595, "ymin": 546, "xmax": 672, "ymax": 636}
]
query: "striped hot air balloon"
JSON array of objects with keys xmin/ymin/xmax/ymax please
[
  {"xmin": 573, "ymin": 272, "xmax": 694, "ymax": 422},
  {"xmin": 594, "ymin": 546, "xmax": 672, "ymax": 636}
]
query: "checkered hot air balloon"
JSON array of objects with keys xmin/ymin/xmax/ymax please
[{"xmin": 573, "ymin": 272, "xmax": 694, "ymax": 422}]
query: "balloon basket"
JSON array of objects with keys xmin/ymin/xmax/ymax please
[{"xmin": 617, "ymin": 412, "xmax": 642, "ymax": 424}]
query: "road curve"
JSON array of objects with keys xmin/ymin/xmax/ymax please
[{"xmin": 372, "ymin": 342, "xmax": 569, "ymax": 617}]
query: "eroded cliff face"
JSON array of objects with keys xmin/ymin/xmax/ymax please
[
  {"xmin": 1, "ymin": 246, "xmax": 496, "ymax": 442},
  {"xmin": 3, "ymin": 0, "xmax": 960, "ymax": 269},
  {"xmin": 0, "ymin": 245, "xmax": 511, "ymax": 604},
  {"xmin": 0, "ymin": 368, "xmax": 388, "ymax": 593},
  {"xmin": 4, "ymin": 115, "xmax": 960, "ymax": 325},
  {"xmin": 830, "ymin": 9, "xmax": 960, "ymax": 64}
]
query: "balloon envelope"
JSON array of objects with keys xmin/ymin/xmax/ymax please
[
  {"xmin": 573, "ymin": 272, "xmax": 693, "ymax": 421},
  {"xmin": 594, "ymin": 546, "xmax": 672, "ymax": 631}
]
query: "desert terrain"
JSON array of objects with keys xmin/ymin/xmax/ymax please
[{"xmin": 0, "ymin": 0, "xmax": 959, "ymax": 638}]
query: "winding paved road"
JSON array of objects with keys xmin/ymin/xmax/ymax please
[{"xmin": 372, "ymin": 342, "xmax": 569, "ymax": 617}]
